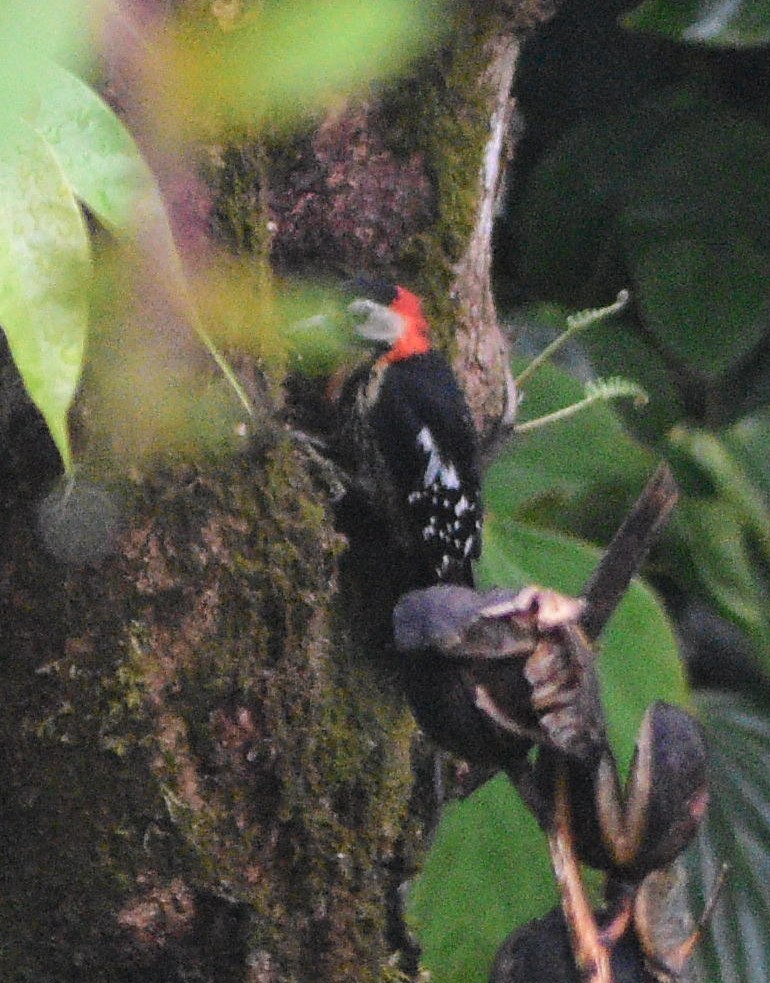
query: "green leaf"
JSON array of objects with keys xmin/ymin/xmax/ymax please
[
  {"xmin": 516, "ymin": 89, "xmax": 770, "ymax": 431},
  {"xmin": 165, "ymin": 0, "xmax": 449, "ymax": 132},
  {"xmin": 0, "ymin": 122, "xmax": 90, "ymax": 471},
  {"xmin": 618, "ymin": 109, "xmax": 770, "ymax": 245},
  {"xmin": 408, "ymin": 776, "xmax": 557, "ymax": 983},
  {"xmin": 0, "ymin": 0, "xmax": 92, "ymax": 65},
  {"xmin": 515, "ymin": 89, "xmax": 698, "ymax": 303},
  {"xmin": 624, "ymin": 0, "xmax": 770, "ymax": 47},
  {"xmin": 581, "ymin": 314, "xmax": 690, "ymax": 446},
  {"xmin": 32, "ymin": 65, "xmax": 256, "ymax": 419},
  {"xmin": 671, "ymin": 427, "xmax": 770, "ymax": 558},
  {"xmin": 0, "ymin": 1, "xmax": 93, "ymax": 138},
  {"xmin": 688, "ymin": 690, "xmax": 770, "ymax": 983},
  {"xmin": 32, "ymin": 62, "xmax": 161, "ymax": 233},
  {"xmin": 674, "ymin": 498, "xmax": 769, "ymax": 647},
  {"xmin": 225, "ymin": 0, "xmax": 445, "ymax": 110},
  {"xmin": 274, "ymin": 282, "xmax": 356, "ymax": 375},
  {"xmin": 618, "ymin": 110, "xmax": 770, "ymax": 377},
  {"xmin": 666, "ymin": 425, "xmax": 770, "ymax": 668},
  {"xmin": 723, "ymin": 408, "xmax": 770, "ymax": 505},
  {"xmin": 624, "ymin": 234, "xmax": 770, "ymax": 377}
]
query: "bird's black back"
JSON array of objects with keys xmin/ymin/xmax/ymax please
[{"xmin": 368, "ymin": 352, "xmax": 482, "ymax": 586}]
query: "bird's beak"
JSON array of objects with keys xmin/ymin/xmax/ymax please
[{"xmin": 348, "ymin": 298, "xmax": 405, "ymax": 344}]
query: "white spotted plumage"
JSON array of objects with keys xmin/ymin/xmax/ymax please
[
  {"xmin": 416, "ymin": 426, "xmax": 461, "ymax": 490},
  {"xmin": 408, "ymin": 424, "xmax": 481, "ymax": 580}
]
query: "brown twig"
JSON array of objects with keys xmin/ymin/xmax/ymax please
[
  {"xmin": 581, "ymin": 462, "xmax": 679, "ymax": 642},
  {"xmin": 548, "ymin": 766, "xmax": 612, "ymax": 983}
]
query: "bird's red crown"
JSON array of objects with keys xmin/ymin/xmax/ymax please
[{"xmin": 384, "ymin": 287, "xmax": 431, "ymax": 363}]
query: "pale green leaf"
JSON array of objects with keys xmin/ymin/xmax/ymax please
[
  {"xmin": 32, "ymin": 62, "xmax": 161, "ymax": 233},
  {"xmin": 33, "ymin": 64, "xmax": 255, "ymax": 418},
  {"xmin": 0, "ymin": 122, "xmax": 90, "ymax": 471},
  {"xmin": 0, "ymin": 0, "xmax": 96, "ymax": 142}
]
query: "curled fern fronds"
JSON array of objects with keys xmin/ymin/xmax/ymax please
[
  {"xmin": 514, "ymin": 376, "xmax": 648, "ymax": 434},
  {"xmin": 565, "ymin": 289, "xmax": 630, "ymax": 334},
  {"xmin": 515, "ymin": 289, "xmax": 630, "ymax": 390},
  {"xmin": 585, "ymin": 376, "xmax": 648, "ymax": 407}
]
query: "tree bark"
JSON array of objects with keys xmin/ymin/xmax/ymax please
[{"xmin": 0, "ymin": 2, "xmax": 557, "ymax": 980}]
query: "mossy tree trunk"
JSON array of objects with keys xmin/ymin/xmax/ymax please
[{"xmin": 0, "ymin": 2, "xmax": 555, "ymax": 980}]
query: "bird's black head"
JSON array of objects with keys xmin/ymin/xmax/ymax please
[{"xmin": 346, "ymin": 278, "xmax": 399, "ymax": 306}]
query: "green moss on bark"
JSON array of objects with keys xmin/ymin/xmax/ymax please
[
  {"xmin": 393, "ymin": 5, "xmax": 510, "ymax": 350},
  {"xmin": 0, "ymin": 437, "xmax": 417, "ymax": 983}
]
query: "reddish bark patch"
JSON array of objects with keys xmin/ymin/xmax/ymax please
[
  {"xmin": 269, "ymin": 103, "xmax": 434, "ymax": 276},
  {"xmin": 117, "ymin": 873, "xmax": 196, "ymax": 949}
]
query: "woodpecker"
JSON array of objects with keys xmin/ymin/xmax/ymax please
[{"xmin": 335, "ymin": 281, "xmax": 483, "ymax": 591}]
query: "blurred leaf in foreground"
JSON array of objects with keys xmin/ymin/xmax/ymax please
[
  {"xmin": 0, "ymin": 122, "xmax": 90, "ymax": 472},
  {"xmin": 32, "ymin": 61, "xmax": 161, "ymax": 234},
  {"xmin": 154, "ymin": 0, "xmax": 450, "ymax": 136},
  {"xmin": 0, "ymin": 0, "xmax": 97, "ymax": 138}
]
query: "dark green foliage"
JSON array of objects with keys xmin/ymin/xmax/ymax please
[
  {"xmin": 688, "ymin": 690, "xmax": 770, "ymax": 982},
  {"xmin": 516, "ymin": 90, "xmax": 770, "ymax": 430},
  {"xmin": 448, "ymin": 4, "xmax": 770, "ymax": 981},
  {"xmin": 624, "ymin": 0, "xmax": 770, "ymax": 47}
]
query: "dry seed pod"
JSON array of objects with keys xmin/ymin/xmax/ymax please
[
  {"xmin": 636, "ymin": 859, "xmax": 728, "ymax": 983},
  {"xmin": 543, "ymin": 702, "xmax": 708, "ymax": 878},
  {"xmin": 393, "ymin": 585, "xmax": 540, "ymax": 766},
  {"xmin": 393, "ymin": 584, "xmax": 605, "ymax": 768},
  {"xmin": 394, "ymin": 585, "xmax": 543, "ymax": 658},
  {"xmin": 632, "ymin": 864, "xmax": 700, "ymax": 983},
  {"xmin": 523, "ymin": 622, "xmax": 606, "ymax": 765}
]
